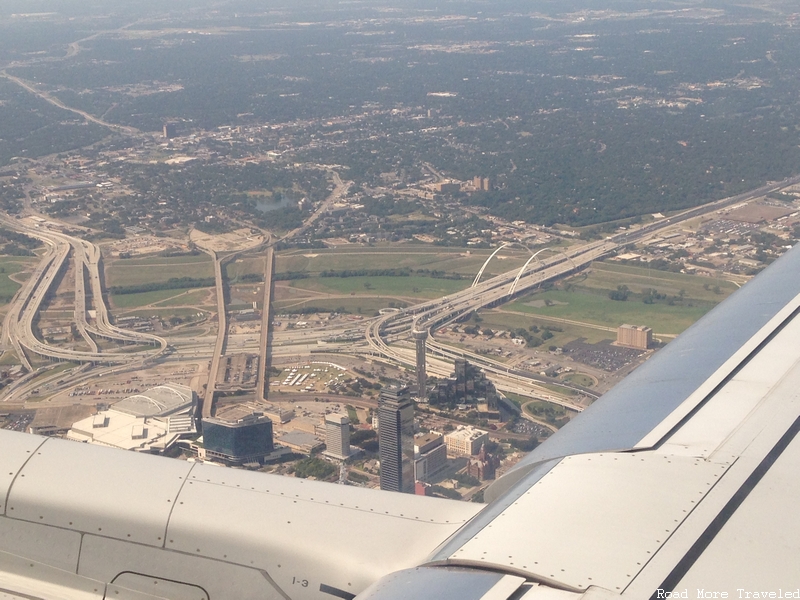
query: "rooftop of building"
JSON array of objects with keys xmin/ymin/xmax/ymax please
[
  {"xmin": 276, "ymin": 431, "xmax": 323, "ymax": 453},
  {"xmin": 210, "ymin": 402, "xmax": 272, "ymax": 425},
  {"xmin": 113, "ymin": 383, "xmax": 194, "ymax": 417},
  {"xmin": 325, "ymin": 413, "xmax": 349, "ymax": 425},
  {"xmin": 28, "ymin": 404, "xmax": 97, "ymax": 433},
  {"xmin": 415, "ymin": 432, "xmax": 444, "ymax": 447},
  {"xmin": 68, "ymin": 409, "xmax": 179, "ymax": 452},
  {"xmin": 379, "ymin": 387, "xmax": 412, "ymax": 406},
  {"xmin": 65, "ymin": 383, "xmax": 197, "ymax": 453},
  {"xmin": 445, "ymin": 426, "xmax": 489, "ymax": 442}
]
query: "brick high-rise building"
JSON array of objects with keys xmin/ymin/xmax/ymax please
[
  {"xmin": 444, "ymin": 426, "xmax": 489, "ymax": 457},
  {"xmin": 617, "ymin": 324, "xmax": 652, "ymax": 350},
  {"xmin": 473, "ymin": 176, "xmax": 492, "ymax": 191}
]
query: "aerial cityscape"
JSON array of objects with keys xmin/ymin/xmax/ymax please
[
  {"xmin": 1, "ymin": 0, "xmax": 800, "ymax": 503},
  {"xmin": 1, "ymin": 0, "xmax": 800, "ymax": 598}
]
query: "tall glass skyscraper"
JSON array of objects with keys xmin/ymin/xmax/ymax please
[
  {"xmin": 412, "ymin": 328, "xmax": 428, "ymax": 401},
  {"xmin": 378, "ymin": 387, "xmax": 414, "ymax": 493}
]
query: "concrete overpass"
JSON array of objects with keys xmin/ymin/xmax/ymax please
[{"xmin": 0, "ymin": 217, "xmax": 167, "ymax": 366}]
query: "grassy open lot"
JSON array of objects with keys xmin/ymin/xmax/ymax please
[
  {"xmin": 110, "ymin": 289, "xmax": 190, "ymax": 309},
  {"xmin": 562, "ymin": 373, "xmax": 596, "ymax": 387},
  {"xmin": 476, "ymin": 311, "xmax": 614, "ymax": 345},
  {"xmin": 525, "ymin": 399, "xmax": 570, "ymax": 422},
  {"xmin": 581, "ymin": 261, "xmax": 739, "ymax": 301},
  {"xmin": 509, "ymin": 289, "xmax": 715, "ymax": 335},
  {"xmin": 274, "ymin": 297, "xmax": 401, "ymax": 317},
  {"xmin": 0, "ymin": 350, "xmax": 20, "ymax": 365},
  {"xmin": 276, "ymin": 246, "xmax": 532, "ymax": 279},
  {"xmin": 105, "ymin": 254, "xmax": 214, "ymax": 287},
  {"xmin": 39, "ymin": 310, "xmax": 73, "ymax": 320},
  {"xmin": 0, "ymin": 256, "xmax": 38, "ymax": 303},
  {"xmin": 169, "ymin": 326, "xmax": 209, "ymax": 337},
  {"xmin": 287, "ymin": 275, "xmax": 469, "ymax": 299},
  {"xmin": 225, "ymin": 257, "xmax": 265, "ymax": 281},
  {"xmin": 110, "ymin": 254, "xmax": 212, "ymax": 266},
  {"xmin": 155, "ymin": 289, "xmax": 214, "ymax": 307},
  {"xmin": 122, "ymin": 307, "xmax": 204, "ymax": 320}
]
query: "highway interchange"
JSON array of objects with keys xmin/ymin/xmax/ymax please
[
  {"xmin": 1, "ymin": 173, "xmax": 798, "ymax": 410},
  {"xmin": 360, "ymin": 174, "xmax": 800, "ymax": 407},
  {"xmin": 0, "ymin": 216, "xmax": 167, "ymax": 400}
]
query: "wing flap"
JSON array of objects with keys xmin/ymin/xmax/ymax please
[
  {"xmin": 442, "ymin": 453, "xmax": 730, "ymax": 593},
  {"xmin": 0, "ymin": 550, "xmax": 103, "ymax": 600}
]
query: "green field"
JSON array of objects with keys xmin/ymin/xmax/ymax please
[
  {"xmin": 276, "ymin": 246, "xmax": 533, "ymax": 279},
  {"xmin": 581, "ymin": 262, "xmax": 739, "ymax": 301},
  {"xmin": 428, "ymin": 252, "xmax": 529, "ymax": 277},
  {"xmin": 155, "ymin": 288, "xmax": 214, "ymax": 307},
  {"xmin": 510, "ymin": 289, "xmax": 715, "ymax": 334},
  {"xmin": 0, "ymin": 256, "xmax": 38, "ymax": 303},
  {"xmin": 477, "ymin": 311, "xmax": 614, "ymax": 345},
  {"xmin": 225, "ymin": 257, "xmax": 265, "ymax": 280},
  {"xmin": 274, "ymin": 297, "xmax": 404, "ymax": 317},
  {"xmin": 288, "ymin": 275, "xmax": 468, "ymax": 299},
  {"xmin": 106, "ymin": 254, "xmax": 214, "ymax": 287},
  {"xmin": 110, "ymin": 289, "xmax": 191, "ymax": 309},
  {"xmin": 500, "ymin": 260, "xmax": 740, "ymax": 336}
]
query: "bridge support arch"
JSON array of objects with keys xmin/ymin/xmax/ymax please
[
  {"xmin": 508, "ymin": 248, "xmax": 578, "ymax": 296},
  {"xmin": 472, "ymin": 244, "xmax": 508, "ymax": 287}
]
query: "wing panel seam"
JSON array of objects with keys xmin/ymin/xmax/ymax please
[
  {"xmin": 648, "ymin": 304, "xmax": 800, "ymax": 451},
  {"xmin": 3, "ymin": 437, "xmax": 49, "ymax": 518},
  {"xmin": 649, "ymin": 414, "xmax": 800, "ymax": 597},
  {"xmin": 163, "ymin": 462, "xmax": 197, "ymax": 549}
]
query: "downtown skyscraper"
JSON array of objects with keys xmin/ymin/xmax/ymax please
[{"xmin": 378, "ymin": 387, "xmax": 414, "ymax": 493}]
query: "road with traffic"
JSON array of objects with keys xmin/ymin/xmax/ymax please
[
  {"xmin": 0, "ymin": 217, "xmax": 167, "ymax": 368},
  {"xmin": 359, "ymin": 174, "xmax": 800, "ymax": 404},
  {"xmin": 2, "ymin": 172, "xmax": 797, "ymax": 407}
]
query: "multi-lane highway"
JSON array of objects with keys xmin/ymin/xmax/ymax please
[
  {"xmin": 202, "ymin": 238, "xmax": 275, "ymax": 416},
  {"xmin": 2, "ymin": 172, "xmax": 797, "ymax": 407},
  {"xmin": 202, "ymin": 249, "xmax": 228, "ymax": 418},
  {"xmin": 0, "ymin": 217, "xmax": 167, "ymax": 368},
  {"xmin": 363, "ymin": 239, "xmax": 614, "ymax": 405},
  {"xmin": 361, "ymin": 174, "xmax": 800, "ymax": 403},
  {"xmin": 257, "ymin": 246, "xmax": 275, "ymax": 401}
]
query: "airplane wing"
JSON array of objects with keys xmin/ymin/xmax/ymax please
[{"xmin": 2, "ymin": 246, "xmax": 800, "ymax": 600}]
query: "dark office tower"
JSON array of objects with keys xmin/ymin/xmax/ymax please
[
  {"xmin": 454, "ymin": 358, "xmax": 467, "ymax": 383},
  {"xmin": 163, "ymin": 123, "xmax": 177, "ymax": 139},
  {"xmin": 412, "ymin": 328, "xmax": 428, "ymax": 400},
  {"xmin": 378, "ymin": 388, "xmax": 414, "ymax": 493},
  {"xmin": 201, "ymin": 413, "xmax": 273, "ymax": 465}
]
